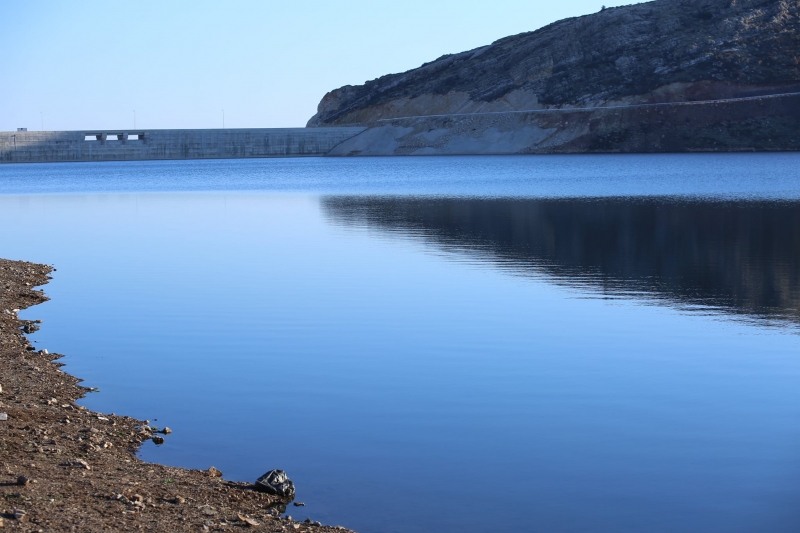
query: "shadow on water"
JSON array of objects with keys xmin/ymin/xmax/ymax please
[{"xmin": 322, "ymin": 196, "xmax": 800, "ymax": 325}]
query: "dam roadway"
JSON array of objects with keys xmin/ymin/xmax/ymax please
[{"xmin": 0, "ymin": 127, "xmax": 366, "ymax": 164}]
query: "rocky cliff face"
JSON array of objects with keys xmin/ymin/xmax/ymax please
[{"xmin": 308, "ymin": 0, "xmax": 800, "ymax": 126}]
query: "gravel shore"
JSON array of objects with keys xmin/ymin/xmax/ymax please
[{"xmin": 0, "ymin": 258, "xmax": 352, "ymax": 532}]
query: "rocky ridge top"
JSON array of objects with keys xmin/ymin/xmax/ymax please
[{"xmin": 308, "ymin": 0, "xmax": 800, "ymax": 126}]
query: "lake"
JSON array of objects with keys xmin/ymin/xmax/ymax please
[{"xmin": 1, "ymin": 154, "xmax": 800, "ymax": 533}]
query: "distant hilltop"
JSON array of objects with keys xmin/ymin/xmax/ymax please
[{"xmin": 308, "ymin": 0, "xmax": 800, "ymax": 127}]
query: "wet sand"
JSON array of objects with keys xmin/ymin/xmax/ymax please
[{"xmin": 0, "ymin": 258, "xmax": 352, "ymax": 532}]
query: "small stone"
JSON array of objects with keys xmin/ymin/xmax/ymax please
[
  {"xmin": 293, "ymin": 502, "xmax": 305, "ymax": 506},
  {"xmin": 17, "ymin": 476, "xmax": 29, "ymax": 486},
  {"xmin": 151, "ymin": 436, "xmax": 165, "ymax": 445},
  {"xmin": 160, "ymin": 427, "xmax": 172, "ymax": 434},
  {"xmin": 201, "ymin": 506, "xmax": 218, "ymax": 516},
  {"xmin": 285, "ymin": 516, "xmax": 293, "ymax": 522},
  {"xmin": 207, "ymin": 466, "xmax": 222, "ymax": 477},
  {"xmin": 0, "ymin": 384, "xmax": 3, "ymax": 393},
  {"xmin": 0, "ymin": 413, "xmax": 7, "ymax": 421},
  {"xmin": 62, "ymin": 459, "xmax": 90, "ymax": 470},
  {"xmin": 313, "ymin": 521, "xmax": 322, "ymax": 527},
  {"xmin": 238, "ymin": 514, "xmax": 260, "ymax": 527},
  {"xmin": 173, "ymin": 495, "xmax": 185, "ymax": 504},
  {"xmin": 11, "ymin": 509, "xmax": 25, "ymax": 520},
  {"xmin": 305, "ymin": 518, "xmax": 312, "ymax": 524}
]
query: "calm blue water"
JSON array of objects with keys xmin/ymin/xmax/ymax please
[{"xmin": 1, "ymin": 154, "xmax": 800, "ymax": 533}]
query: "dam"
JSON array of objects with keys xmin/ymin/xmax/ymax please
[
  {"xmin": 3, "ymin": 92, "xmax": 799, "ymax": 164},
  {"xmin": 0, "ymin": 127, "xmax": 366, "ymax": 164}
]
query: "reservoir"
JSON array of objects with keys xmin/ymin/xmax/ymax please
[{"xmin": 1, "ymin": 154, "xmax": 799, "ymax": 533}]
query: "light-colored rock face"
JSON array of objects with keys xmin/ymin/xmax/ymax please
[
  {"xmin": 326, "ymin": 93, "xmax": 800, "ymax": 155},
  {"xmin": 308, "ymin": 0, "xmax": 800, "ymax": 126}
]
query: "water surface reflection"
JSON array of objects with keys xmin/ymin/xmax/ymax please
[{"xmin": 324, "ymin": 197, "xmax": 800, "ymax": 325}]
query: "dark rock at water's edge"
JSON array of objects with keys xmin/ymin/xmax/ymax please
[
  {"xmin": 255, "ymin": 470, "xmax": 296, "ymax": 499},
  {"xmin": 307, "ymin": 0, "xmax": 800, "ymax": 154}
]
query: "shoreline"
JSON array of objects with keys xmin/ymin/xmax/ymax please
[{"xmin": 0, "ymin": 258, "xmax": 352, "ymax": 532}]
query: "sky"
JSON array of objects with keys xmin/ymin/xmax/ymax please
[{"xmin": 1, "ymin": 1, "xmax": 645, "ymax": 131}]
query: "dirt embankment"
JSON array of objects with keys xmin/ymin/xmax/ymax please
[
  {"xmin": 0, "ymin": 258, "xmax": 352, "ymax": 532},
  {"xmin": 325, "ymin": 92, "xmax": 800, "ymax": 156}
]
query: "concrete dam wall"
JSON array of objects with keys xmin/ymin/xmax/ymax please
[{"xmin": 0, "ymin": 127, "xmax": 366, "ymax": 164}]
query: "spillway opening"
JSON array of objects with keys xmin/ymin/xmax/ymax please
[{"xmin": 83, "ymin": 133, "xmax": 143, "ymax": 142}]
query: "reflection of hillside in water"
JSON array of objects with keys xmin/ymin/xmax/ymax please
[{"xmin": 322, "ymin": 197, "xmax": 800, "ymax": 324}]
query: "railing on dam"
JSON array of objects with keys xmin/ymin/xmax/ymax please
[{"xmin": 0, "ymin": 127, "xmax": 366, "ymax": 163}]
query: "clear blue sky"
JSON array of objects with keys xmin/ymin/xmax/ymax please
[{"xmin": 1, "ymin": 1, "xmax": 645, "ymax": 131}]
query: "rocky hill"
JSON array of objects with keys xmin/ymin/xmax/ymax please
[{"xmin": 308, "ymin": 0, "xmax": 800, "ymax": 127}]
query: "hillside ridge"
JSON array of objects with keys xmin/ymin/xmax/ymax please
[{"xmin": 308, "ymin": 0, "xmax": 800, "ymax": 127}]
